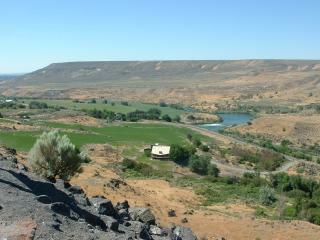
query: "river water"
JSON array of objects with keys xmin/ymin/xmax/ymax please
[{"xmin": 199, "ymin": 113, "xmax": 252, "ymax": 132}]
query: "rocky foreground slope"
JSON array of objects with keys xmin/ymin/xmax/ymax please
[{"xmin": 0, "ymin": 147, "xmax": 197, "ymax": 240}]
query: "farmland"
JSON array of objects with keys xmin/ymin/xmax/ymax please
[{"xmin": 0, "ymin": 121, "xmax": 209, "ymax": 152}]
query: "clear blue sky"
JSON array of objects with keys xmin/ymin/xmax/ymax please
[{"xmin": 1, "ymin": 0, "xmax": 319, "ymax": 73}]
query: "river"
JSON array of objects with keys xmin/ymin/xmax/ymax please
[{"xmin": 199, "ymin": 113, "xmax": 252, "ymax": 132}]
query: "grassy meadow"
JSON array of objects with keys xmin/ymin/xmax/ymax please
[{"xmin": 0, "ymin": 122, "xmax": 210, "ymax": 152}]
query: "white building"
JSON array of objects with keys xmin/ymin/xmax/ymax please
[{"xmin": 151, "ymin": 144, "xmax": 171, "ymax": 160}]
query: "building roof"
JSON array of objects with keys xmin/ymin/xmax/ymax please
[{"xmin": 151, "ymin": 145, "xmax": 170, "ymax": 156}]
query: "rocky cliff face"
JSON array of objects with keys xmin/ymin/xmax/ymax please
[{"xmin": 0, "ymin": 147, "xmax": 197, "ymax": 240}]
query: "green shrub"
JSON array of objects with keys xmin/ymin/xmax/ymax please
[
  {"xmin": 159, "ymin": 101, "xmax": 168, "ymax": 107},
  {"xmin": 282, "ymin": 206, "xmax": 296, "ymax": 218},
  {"xmin": 28, "ymin": 130, "xmax": 87, "ymax": 181},
  {"xmin": 254, "ymin": 207, "xmax": 267, "ymax": 217},
  {"xmin": 189, "ymin": 155, "xmax": 210, "ymax": 175},
  {"xmin": 200, "ymin": 144, "xmax": 210, "ymax": 152},
  {"xmin": 147, "ymin": 108, "xmax": 161, "ymax": 120},
  {"xmin": 259, "ymin": 186, "xmax": 276, "ymax": 206},
  {"xmin": 121, "ymin": 158, "xmax": 170, "ymax": 178},
  {"xmin": 187, "ymin": 133, "xmax": 193, "ymax": 141},
  {"xmin": 307, "ymin": 208, "xmax": 320, "ymax": 225},
  {"xmin": 208, "ymin": 163, "xmax": 220, "ymax": 177},
  {"xmin": 29, "ymin": 101, "xmax": 48, "ymax": 109},
  {"xmin": 192, "ymin": 138, "xmax": 202, "ymax": 147},
  {"xmin": 144, "ymin": 148, "xmax": 151, "ymax": 157},
  {"xmin": 169, "ymin": 144, "xmax": 191, "ymax": 165},
  {"xmin": 189, "ymin": 155, "xmax": 220, "ymax": 177},
  {"xmin": 162, "ymin": 114, "xmax": 172, "ymax": 122}
]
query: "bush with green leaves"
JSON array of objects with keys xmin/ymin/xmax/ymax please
[
  {"xmin": 259, "ymin": 186, "xmax": 276, "ymax": 205},
  {"xmin": 29, "ymin": 101, "xmax": 48, "ymax": 109},
  {"xmin": 200, "ymin": 144, "xmax": 210, "ymax": 152},
  {"xmin": 169, "ymin": 144, "xmax": 191, "ymax": 165},
  {"xmin": 192, "ymin": 138, "xmax": 202, "ymax": 147},
  {"xmin": 28, "ymin": 130, "xmax": 88, "ymax": 181},
  {"xmin": 189, "ymin": 155, "xmax": 219, "ymax": 177},
  {"xmin": 162, "ymin": 114, "xmax": 172, "ymax": 122}
]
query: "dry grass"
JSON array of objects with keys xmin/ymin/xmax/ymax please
[{"xmin": 234, "ymin": 114, "xmax": 320, "ymax": 146}]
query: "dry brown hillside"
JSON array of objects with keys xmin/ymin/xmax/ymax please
[{"xmin": 1, "ymin": 60, "xmax": 320, "ymax": 105}]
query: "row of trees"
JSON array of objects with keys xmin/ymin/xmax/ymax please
[
  {"xmin": 29, "ymin": 101, "xmax": 49, "ymax": 109},
  {"xmin": 87, "ymin": 107, "xmax": 181, "ymax": 123}
]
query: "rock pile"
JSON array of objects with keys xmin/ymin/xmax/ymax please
[{"xmin": 0, "ymin": 147, "xmax": 197, "ymax": 239}]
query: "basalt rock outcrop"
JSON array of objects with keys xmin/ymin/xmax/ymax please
[{"xmin": 0, "ymin": 147, "xmax": 197, "ymax": 240}]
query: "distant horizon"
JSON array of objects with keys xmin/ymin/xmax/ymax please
[{"xmin": 2, "ymin": 58, "xmax": 320, "ymax": 75}]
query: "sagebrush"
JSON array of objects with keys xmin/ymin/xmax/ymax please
[{"xmin": 28, "ymin": 130, "xmax": 89, "ymax": 180}]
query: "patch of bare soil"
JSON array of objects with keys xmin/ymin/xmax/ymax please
[
  {"xmin": 0, "ymin": 122, "xmax": 39, "ymax": 131},
  {"xmin": 50, "ymin": 115, "xmax": 102, "ymax": 126},
  {"xmin": 34, "ymin": 110, "xmax": 103, "ymax": 127},
  {"xmin": 234, "ymin": 114, "xmax": 320, "ymax": 146},
  {"xmin": 287, "ymin": 162, "xmax": 320, "ymax": 180},
  {"xmin": 69, "ymin": 144, "xmax": 320, "ymax": 240},
  {"xmin": 0, "ymin": 218, "xmax": 37, "ymax": 240}
]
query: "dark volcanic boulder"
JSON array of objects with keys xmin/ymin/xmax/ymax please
[
  {"xmin": 123, "ymin": 221, "xmax": 151, "ymax": 240},
  {"xmin": 50, "ymin": 202, "xmax": 71, "ymax": 216},
  {"xmin": 34, "ymin": 195, "xmax": 52, "ymax": 204},
  {"xmin": 100, "ymin": 215, "xmax": 119, "ymax": 231},
  {"xmin": 68, "ymin": 185, "xmax": 84, "ymax": 194},
  {"xmin": 0, "ymin": 146, "xmax": 199, "ymax": 240},
  {"xmin": 118, "ymin": 208, "xmax": 130, "ymax": 221},
  {"xmin": 89, "ymin": 196, "xmax": 117, "ymax": 217},
  {"xmin": 168, "ymin": 208, "xmax": 176, "ymax": 217},
  {"xmin": 73, "ymin": 193, "xmax": 91, "ymax": 207},
  {"xmin": 116, "ymin": 200, "xmax": 130, "ymax": 210},
  {"xmin": 173, "ymin": 226, "xmax": 197, "ymax": 240},
  {"xmin": 128, "ymin": 207, "xmax": 156, "ymax": 225}
]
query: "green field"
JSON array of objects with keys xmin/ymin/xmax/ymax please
[
  {"xmin": 0, "ymin": 122, "xmax": 211, "ymax": 152},
  {"xmin": 20, "ymin": 99, "xmax": 186, "ymax": 117}
]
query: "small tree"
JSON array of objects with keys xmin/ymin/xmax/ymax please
[
  {"xmin": 208, "ymin": 163, "xmax": 220, "ymax": 177},
  {"xmin": 28, "ymin": 130, "xmax": 87, "ymax": 181},
  {"xmin": 189, "ymin": 155, "xmax": 210, "ymax": 175},
  {"xmin": 169, "ymin": 144, "xmax": 190, "ymax": 165},
  {"xmin": 189, "ymin": 155, "xmax": 220, "ymax": 177},
  {"xmin": 162, "ymin": 114, "xmax": 172, "ymax": 122}
]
